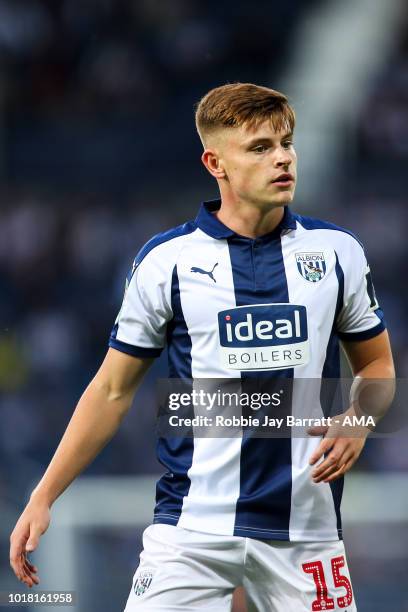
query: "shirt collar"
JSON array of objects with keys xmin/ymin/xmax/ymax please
[{"xmin": 195, "ymin": 199, "xmax": 297, "ymax": 240}]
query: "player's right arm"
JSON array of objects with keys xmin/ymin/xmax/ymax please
[
  {"xmin": 9, "ymin": 348, "xmax": 153, "ymax": 588},
  {"xmin": 11, "ymin": 231, "xmax": 179, "ymax": 588}
]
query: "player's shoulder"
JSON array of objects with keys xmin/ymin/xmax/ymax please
[
  {"xmin": 134, "ymin": 219, "xmax": 197, "ymax": 268},
  {"xmin": 294, "ymin": 212, "xmax": 364, "ymax": 250}
]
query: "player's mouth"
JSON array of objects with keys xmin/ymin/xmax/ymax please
[{"xmin": 272, "ymin": 173, "xmax": 294, "ymax": 187}]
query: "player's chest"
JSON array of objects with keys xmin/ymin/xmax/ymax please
[
  {"xmin": 176, "ymin": 237, "xmax": 339, "ymax": 323},
  {"xmin": 175, "ymin": 237, "xmax": 339, "ymax": 371}
]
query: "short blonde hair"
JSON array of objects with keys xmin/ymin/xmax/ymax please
[{"xmin": 195, "ymin": 82, "xmax": 295, "ymax": 146}]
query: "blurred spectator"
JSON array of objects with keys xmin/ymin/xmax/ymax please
[
  {"xmin": 0, "ymin": 3, "xmax": 406, "ymax": 611},
  {"xmin": 0, "ymin": 0, "xmax": 406, "ymax": 502}
]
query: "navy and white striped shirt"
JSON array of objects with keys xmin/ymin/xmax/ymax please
[{"xmin": 109, "ymin": 200, "xmax": 385, "ymax": 541}]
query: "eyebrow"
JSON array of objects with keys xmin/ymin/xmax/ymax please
[{"xmin": 244, "ymin": 133, "xmax": 293, "ymax": 147}]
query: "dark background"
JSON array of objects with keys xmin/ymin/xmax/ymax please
[{"xmin": 0, "ymin": 1, "xmax": 407, "ymax": 610}]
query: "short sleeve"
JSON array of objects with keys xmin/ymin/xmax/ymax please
[
  {"xmin": 109, "ymin": 251, "xmax": 173, "ymax": 358},
  {"xmin": 336, "ymin": 239, "xmax": 386, "ymax": 342}
]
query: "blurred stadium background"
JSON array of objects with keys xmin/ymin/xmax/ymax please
[{"xmin": 0, "ymin": 1, "xmax": 407, "ymax": 610}]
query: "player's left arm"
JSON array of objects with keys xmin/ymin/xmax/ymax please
[{"xmin": 309, "ymin": 329, "xmax": 395, "ymax": 483}]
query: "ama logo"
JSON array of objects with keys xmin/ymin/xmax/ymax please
[{"xmin": 218, "ymin": 304, "xmax": 309, "ymax": 371}]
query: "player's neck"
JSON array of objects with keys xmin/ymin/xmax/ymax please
[{"xmin": 215, "ymin": 198, "xmax": 285, "ymax": 239}]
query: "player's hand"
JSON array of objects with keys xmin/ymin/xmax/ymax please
[
  {"xmin": 307, "ymin": 411, "xmax": 370, "ymax": 484},
  {"xmin": 9, "ymin": 498, "xmax": 51, "ymax": 588}
]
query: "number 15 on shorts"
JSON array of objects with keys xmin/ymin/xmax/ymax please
[{"xmin": 302, "ymin": 555, "xmax": 353, "ymax": 610}]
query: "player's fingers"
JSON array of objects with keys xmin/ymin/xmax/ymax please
[
  {"xmin": 21, "ymin": 554, "xmax": 39, "ymax": 587},
  {"xmin": 21, "ymin": 562, "xmax": 36, "ymax": 588},
  {"xmin": 25, "ymin": 558, "xmax": 38, "ymax": 573},
  {"xmin": 312, "ymin": 445, "xmax": 348, "ymax": 481},
  {"xmin": 23, "ymin": 571, "xmax": 39, "ymax": 587},
  {"xmin": 314, "ymin": 462, "xmax": 343, "ymax": 483},
  {"xmin": 309, "ymin": 437, "xmax": 337, "ymax": 466},
  {"xmin": 23, "ymin": 558, "xmax": 39, "ymax": 582},
  {"xmin": 322, "ymin": 466, "xmax": 347, "ymax": 484},
  {"xmin": 14, "ymin": 552, "xmax": 32, "ymax": 586},
  {"xmin": 9, "ymin": 554, "xmax": 21, "ymax": 580},
  {"xmin": 25, "ymin": 524, "xmax": 42, "ymax": 553},
  {"xmin": 324, "ymin": 458, "xmax": 355, "ymax": 483},
  {"xmin": 312, "ymin": 447, "xmax": 353, "ymax": 482},
  {"xmin": 20, "ymin": 532, "xmax": 41, "ymax": 587},
  {"xmin": 10, "ymin": 521, "xmax": 42, "ymax": 584},
  {"xmin": 10, "ymin": 534, "xmax": 27, "ymax": 580},
  {"xmin": 23, "ymin": 565, "xmax": 39, "ymax": 583}
]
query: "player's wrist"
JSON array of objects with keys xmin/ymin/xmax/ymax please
[
  {"xmin": 340, "ymin": 405, "xmax": 375, "ymax": 436},
  {"xmin": 29, "ymin": 487, "xmax": 54, "ymax": 508}
]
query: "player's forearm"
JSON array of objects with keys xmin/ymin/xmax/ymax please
[
  {"xmin": 350, "ymin": 357, "xmax": 395, "ymax": 425},
  {"xmin": 29, "ymin": 379, "xmax": 133, "ymax": 507}
]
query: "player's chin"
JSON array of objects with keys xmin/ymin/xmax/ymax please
[{"xmin": 270, "ymin": 190, "xmax": 295, "ymax": 205}]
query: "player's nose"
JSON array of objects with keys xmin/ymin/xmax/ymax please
[{"xmin": 275, "ymin": 150, "xmax": 292, "ymax": 167}]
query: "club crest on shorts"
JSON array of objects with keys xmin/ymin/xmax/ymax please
[
  {"xmin": 295, "ymin": 252, "xmax": 326, "ymax": 282},
  {"xmin": 134, "ymin": 570, "xmax": 154, "ymax": 596}
]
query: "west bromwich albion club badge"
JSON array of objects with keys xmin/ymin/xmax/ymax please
[
  {"xmin": 134, "ymin": 570, "xmax": 154, "ymax": 596},
  {"xmin": 295, "ymin": 252, "xmax": 326, "ymax": 282}
]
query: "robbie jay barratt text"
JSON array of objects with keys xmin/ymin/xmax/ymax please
[{"xmin": 167, "ymin": 415, "xmax": 376, "ymax": 428}]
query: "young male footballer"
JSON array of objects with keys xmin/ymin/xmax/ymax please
[{"xmin": 10, "ymin": 83, "xmax": 395, "ymax": 611}]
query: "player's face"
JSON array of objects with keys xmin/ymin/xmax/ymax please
[{"xmin": 214, "ymin": 119, "xmax": 297, "ymax": 208}]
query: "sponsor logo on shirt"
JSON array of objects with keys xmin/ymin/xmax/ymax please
[
  {"xmin": 218, "ymin": 304, "xmax": 309, "ymax": 371},
  {"xmin": 296, "ymin": 252, "xmax": 326, "ymax": 282}
]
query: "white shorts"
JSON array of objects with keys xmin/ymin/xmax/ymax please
[{"xmin": 123, "ymin": 524, "xmax": 357, "ymax": 612}]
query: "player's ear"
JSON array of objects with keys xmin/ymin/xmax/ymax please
[{"xmin": 201, "ymin": 149, "xmax": 226, "ymax": 179}]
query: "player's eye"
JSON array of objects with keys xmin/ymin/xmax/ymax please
[
  {"xmin": 282, "ymin": 141, "xmax": 293, "ymax": 149},
  {"xmin": 252, "ymin": 145, "xmax": 269, "ymax": 153}
]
